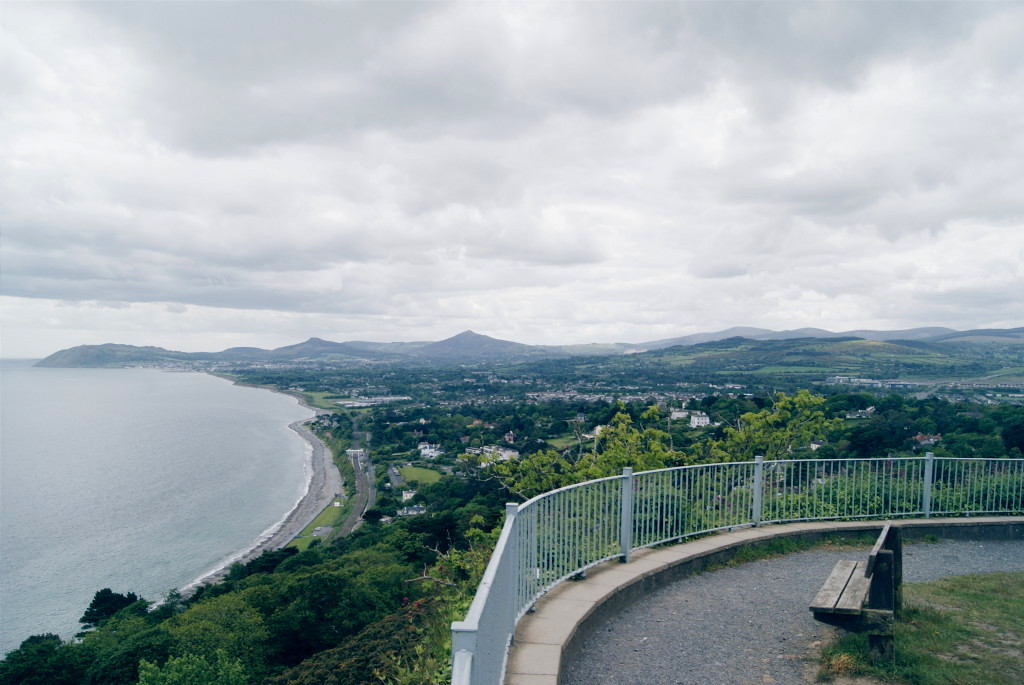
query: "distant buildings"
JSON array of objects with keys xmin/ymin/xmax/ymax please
[
  {"xmin": 464, "ymin": 445, "xmax": 520, "ymax": 467},
  {"xmin": 418, "ymin": 442, "xmax": 444, "ymax": 459},
  {"xmin": 845, "ymin": 407, "xmax": 876, "ymax": 419},
  {"xmin": 689, "ymin": 412, "xmax": 710, "ymax": 428},
  {"xmin": 826, "ymin": 377, "xmax": 920, "ymax": 389}
]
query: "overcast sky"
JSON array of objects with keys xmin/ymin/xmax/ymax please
[{"xmin": 2, "ymin": 1, "xmax": 1022, "ymax": 358}]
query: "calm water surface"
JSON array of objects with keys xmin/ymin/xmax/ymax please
[{"xmin": 0, "ymin": 363, "xmax": 312, "ymax": 655}]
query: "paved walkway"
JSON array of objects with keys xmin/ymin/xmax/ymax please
[
  {"xmin": 503, "ymin": 517, "xmax": 1024, "ymax": 685},
  {"xmin": 563, "ymin": 538, "xmax": 1024, "ymax": 685}
]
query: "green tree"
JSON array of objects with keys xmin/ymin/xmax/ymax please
[
  {"xmin": 137, "ymin": 650, "xmax": 246, "ymax": 685},
  {"xmin": 487, "ymin": 406, "xmax": 679, "ymax": 498},
  {"xmin": 79, "ymin": 588, "xmax": 143, "ymax": 629},
  {"xmin": 706, "ymin": 390, "xmax": 842, "ymax": 462},
  {"xmin": 0, "ymin": 634, "xmax": 85, "ymax": 685},
  {"xmin": 165, "ymin": 593, "xmax": 269, "ymax": 677}
]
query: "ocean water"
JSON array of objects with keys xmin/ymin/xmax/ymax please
[{"xmin": 0, "ymin": 362, "xmax": 313, "ymax": 655}]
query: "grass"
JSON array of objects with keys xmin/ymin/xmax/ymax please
[
  {"xmin": 287, "ymin": 497, "xmax": 347, "ymax": 551},
  {"xmin": 399, "ymin": 466, "xmax": 442, "ymax": 484},
  {"xmin": 301, "ymin": 391, "xmax": 349, "ymax": 411},
  {"xmin": 546, "ymin": 435, "xmax": 578, "ymax": 449},
  {"xmin": 819, "ymin": 571, "xmax": 1024, "ymax": 684}
]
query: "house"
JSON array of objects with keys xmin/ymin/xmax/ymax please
[
  {"xmin": 914, "ymin": 433, "xmax": 942, "ymax": 446},
  {"xmin": 845, "ymin": 407, "xmax": 876, "ymax": 420},
  {"xmin": 418, "ymin": 442, "xmax": 443, "ymax": 459},
  {"xmin": 401, "ymin": 490, "xmax": 417, "ymax": 502},
  {"xmin": 690, "ymin": 412, "xmax": 710, "ymax": 428},
  {"xmin": 397, "ymin": 505, "xmax": 427, "ymax": 517},
  {"xmin": 504, "ymin": 431, "xmax": 515, "ymax": 443}
]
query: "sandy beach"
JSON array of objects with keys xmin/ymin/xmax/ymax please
[{"xmin": 185, "ymin": 401, "xmax": 342, "ymax": 593}]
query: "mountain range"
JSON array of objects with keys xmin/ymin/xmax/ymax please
[{"xmin": 32, "ymin": 326, "xmax": 1024, "ymax": 368}]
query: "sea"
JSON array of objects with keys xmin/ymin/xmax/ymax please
[{"xmin": 0, "ymin": 361, "xmax": 313, "ymax": 656}]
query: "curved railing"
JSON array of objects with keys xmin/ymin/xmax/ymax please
[{"xmin": 450, "ymin": 454, "xmax": 1024, "ymax": 685}]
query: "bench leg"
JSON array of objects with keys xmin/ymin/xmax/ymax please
[{"xmin": 869, "ymin": 633, "xmax": 893, "ymax": 659}]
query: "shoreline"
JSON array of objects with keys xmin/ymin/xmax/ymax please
[{"xmin": 181, "ymin": 378, "xmax": 342, "ymax": 596}]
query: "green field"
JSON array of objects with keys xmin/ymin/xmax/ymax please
[
  {"xmin": 749, "ymin": 366, "xmax": 837, "ymax": 374},
  {"xmin": 398, "ymin": 466, "xmax": 442, "ymax": 484},
  {"xmin": 287, "ymin": 497, "xmax": 346, "ymax": 550},
  {"xmin": 301, "ymin": 392, "xmax": 351, "ymax": 411},
  {"xmin": 546, "ymin": 435, "xmax": 576, "ymax": 448}
]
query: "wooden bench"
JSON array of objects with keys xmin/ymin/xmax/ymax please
[{"xmin": 810, "ymin": 522, "xmax": 903, "ymax": 657}]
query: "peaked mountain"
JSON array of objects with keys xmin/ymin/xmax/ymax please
[
  {"xmin": 263, "ymin": 337, "xmax": 398, "ymax": 361},
  {"xmin": 413, "ymin": 330, "xmax": 538, "ymax": 360}
]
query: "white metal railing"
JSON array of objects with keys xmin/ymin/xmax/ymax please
[{"xmin": 450, "ymin": 453, "xmax": 1024, "ymax": 685}]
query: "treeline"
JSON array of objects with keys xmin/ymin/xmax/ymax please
[{"xmin": 472, "ymin": 392, "xmax": 1024, "ymax": 499}]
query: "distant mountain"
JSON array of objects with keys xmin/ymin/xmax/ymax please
[
  {"xmin": 34, "ymin": 344, "xmax": 193, "ymax": 367},
  {"xmin": 413, "ymin": 330, "xmax": 538, "ymax": 360},
  {"xmin": 843, "ymin": 327, "xmax": 957, "ymax": 341},
  {"xmin": 32, "ymin": 326, "xmax": 1024, "ymax": 368},
  {"xmin": 637, "ymin": 335, "xmax": 999, "ymax": 381},
  {"xmin": 639, "ymin": 326, "xmax": 962, "ymax": 349},
  {"xmin": 640, "ymin": 327, "xmax": 776, "ymax": 349},
  {"xmin": 262, "ymin": 337, "xmax": 398, "ymax": 361},
  {"xmin": 923, "ymin": 327, "xmax": 1024, "ymax": 344}
]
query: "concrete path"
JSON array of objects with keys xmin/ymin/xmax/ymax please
[{"xmin": 503, "ymin": 517, "xmax": 1024, "ymax": 685}]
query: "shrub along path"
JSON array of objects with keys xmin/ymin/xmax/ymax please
[{"xmin": 562, "ymin": 538, "xmax": 1024, "ymax": 685}]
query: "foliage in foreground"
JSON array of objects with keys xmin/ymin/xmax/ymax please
[{"xmin": 819, "ymin": 571, "xmax": 1024, "ymax": 685}]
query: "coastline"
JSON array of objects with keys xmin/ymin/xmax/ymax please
[{"xmin": 181, "ymin": 379, "xmax": 342, "ymax": 595}]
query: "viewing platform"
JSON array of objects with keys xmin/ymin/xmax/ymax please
[
  {"xmin": 451, "ymin": 455, "xmax": 1024, "ymax": 685},
  {"xmin": 504, "ymin": 517, "xmax": 1024, "ymax": 684}
]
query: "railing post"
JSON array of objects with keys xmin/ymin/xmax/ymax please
[
  {"xmin": 922, "ymin": 452, "xmax": 934, "ymax": 518},
  {"xmin": 752, "ymin": 455, "xmax": 764, "ymax": 526},
  {"xmin": 450, "ymin": 626, "xmax": 477, "ymax": 685},
  {"xmin": 619, "ymin": 467, "xmax": 633, "ymax": 563},
  {"xmin": 505, "ymin": 502, "xmax": 520, "ymax": 643}
]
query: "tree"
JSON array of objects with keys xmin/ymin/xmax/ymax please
[
  {"xmin": 137, "ymin": 650, "xmax": 246, "ymax": 685},
  {"xmin": 706, "ymin": 390, "xmax": 842, "ymax": 462},
  {"xmin": 79, "ymin": 588, "xmax": 143, "ymax": 629},
  {"xmin": 487, "ymin": 406, "xmax": 679, "ymax": 498},
  {"xmin": 0, "ymin": 634, "xmax": 84, "ymax": 685},
  {"xmin": 165, "ymin": 593, "xmax": 269, "ymax": 677}
]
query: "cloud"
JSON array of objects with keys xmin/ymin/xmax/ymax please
[{"xmin": 1, "ymin": 2, "xmax": 1022, "ymax": 357}]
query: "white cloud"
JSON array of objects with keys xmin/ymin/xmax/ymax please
[{"xmin": 1, "ymin": 2, "xmax": 1022, "ymax": 358}]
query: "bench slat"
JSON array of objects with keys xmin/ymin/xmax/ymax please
[
  {"xmin": 810, "ymin": 560, "xmax": 858, "ymax": 612},
  {"xmin": 834, "ymin": 562, "xmax": 871, "ymax": 614}
]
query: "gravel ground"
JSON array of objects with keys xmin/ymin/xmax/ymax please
[{"xmin": 563, "ymin": 538, "xmax": 1024, "ymax": 685}]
